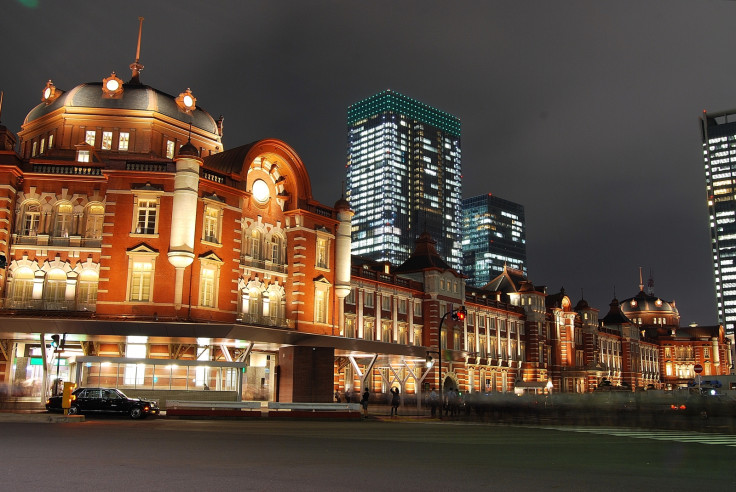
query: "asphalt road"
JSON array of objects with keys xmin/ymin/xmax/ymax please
[{"xmin": 2, "ymin": 418, "xmax": 734, "ymax": 491}]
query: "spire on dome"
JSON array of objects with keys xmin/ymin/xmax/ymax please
[{"xmin": 129, "ymin": 17, "xmax": 145, "ymax": 84}]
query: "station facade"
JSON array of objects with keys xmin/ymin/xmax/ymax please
[{"xmin": 0, "ymin": 35, "xmax": 732, "ymax": 408}]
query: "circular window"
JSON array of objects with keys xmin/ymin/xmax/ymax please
[
  {"xmin": 106, "ymin": 79, "xmax": 120, "ymax": 92},
  {"xmin": 183, "ymin": 95, "xmax": 194, "ymax": 108},
  {"xmin": 252, "ymin": 179, "xmax": 270, "ymax": 203},
  {"xmin": 44, "ymin": 87, "xmax": 51, "ymax": 100}
]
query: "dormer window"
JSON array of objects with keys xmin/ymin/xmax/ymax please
[{"xmin": 77, "ymin": 150, "xmax": 90, "ymax": 162}]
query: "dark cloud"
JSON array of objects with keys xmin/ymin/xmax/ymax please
[{"xmin": 1, "ymin": 0, "xmax": 730, "ymax": 325}]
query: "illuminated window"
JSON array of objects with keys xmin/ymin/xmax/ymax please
[
  {"xmin": 84, "ymin": 203, "xmax": 105, "ymax": 240},
  {"xmin": 202, "ymin": 205, "xmax": 221, "ymax": 244},
  {"xmin": 49, "ymin": 134, "xmax": 54, "ymax": 149},
  {"xmin": 129, "ymin": 261, "xmax": 154, "ymax": 302},
  {"xmin": 77, "ymin": 150, "xmax": 90, "ymax": 162},
  {"xmin": 315, "ymin": 287, "xmax": 328, "ymax": 323},
  {"xmin": 124, "ymin": 341, "xmax": 147, "ymax": 385},
  {"xmin": 344, "ymin": 317, "xmax": 356, "ymax": 338},
  {"xmin": 40, "ymin": 138, "xmax": 45, "ymax": 154},
  {"xmin": 85, "ymin": 130, "xmax": 96, "ymax": 146},
  {"xmin": 413, "ymin": 325, "xmax": 422, "ymax": 346},
  {"xmin": 270, "ymin": 235, "xmax": 285, "ymax": 265},
  {"xmin": 134, "ymin": 197, "xmax": 158, "ymax": 234},
  {"xmin": 199, "ymin": 267, "xmax": 216, "ymax": 308},
  {"xmin": 166, "ymin": 140, "xmax": 175, "ymax": 159},
  {"xmin": 20, "ymin": 202, "xmax": 41, "ymax": 236},
  {"xmin": 77, "ymin": 269, "xmax": 98, "ymax": 309},
  {"xmin": 32, "ymin": 141, "xmax": 37, "ymax": 157},
  {"xmin": 316, "ymin": 237, "xmax": 329, "ymax": 269},
  {"xmin": 364, "ymin": 319, "xmax": 374, "ymax": 341},
  {"xmin": 44, "ymin": 269, "xmax": 67, "ymax": 306},
  {"xmin": 52, "ymin": 202, "xmax": 73, "ymax": 237},
  {"xmin": 102, "ymin": 131, "xmax": 113, "ymax": 150},
  {"xmin": 245, "ymin": 229, "xmax": 263, "ymax": 260},
  {"xmin": 10, "ymin": 268, "xmax": 35, "ymax": 304},
  {"xmin": 119, "ymin": 132, "xmax": 129, "ymax": 151}
]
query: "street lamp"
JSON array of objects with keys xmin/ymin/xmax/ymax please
[{"xmin": 428, "ymin": 306, "xmax": 466, "ymax": 420}]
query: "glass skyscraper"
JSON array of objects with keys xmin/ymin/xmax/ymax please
[
  {"xmin": 701, "ymin": 110, "xmax": 736, "ymax": 337},
  {"xmin": 462, "ymin": 193, "xmax": 526, "ymax": 287},
  {"xmin": 347, "ymin": 90, "xmax": 462, "ymax": 270}
]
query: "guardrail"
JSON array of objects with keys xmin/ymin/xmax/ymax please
[
  {"xmin": 268, "ymin": 402, "xmax": 361, "ymax": 412},
  {"xmin": 167, "ymin": 400, "xmax": 262, "ymax": 410}
]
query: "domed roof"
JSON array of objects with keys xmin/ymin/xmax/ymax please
[
  {"xmin": 178, "ymin": 140, "xmax": 199, "ymax": 157},
  {"xmin": 24, "ymin": 82, "xmax": 219, "ymax": 135},
  {"xmin": 620, "ymin": 290, "xmax": 678, "ymax": 316},
  {"xmin": 334, "ymin": 196, "xmax": 351, "ymax": 210}
]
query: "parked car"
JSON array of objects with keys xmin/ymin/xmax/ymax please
[{"xmin": 46, "ymin": 387, "xmax": 159, "ymax": 419}]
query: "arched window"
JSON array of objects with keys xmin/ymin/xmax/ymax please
[
  {"xmin": 10, "ymin": 267, "xmax": 35, "ymax": 305},
  {"xmin": 84, "ymin": 203, "xmax": 105, "ymax": 240},
  {"xmin": 77, "ymin": 269, "xmax": 99, "ymax": 310},
  {"xmin": 270, "ymin": 234, "xmax": 285, "ymax": 265},
  {"xmin": 53, "ymin": 202, "xmax": 73, "ymax": 237},
  {"xmin": 20, "ymin": 202, "xmax": 41, "ymax": 236},
  {"xmin": 45, "ymin": 269, "xmax": 68, "ymax": 308}
]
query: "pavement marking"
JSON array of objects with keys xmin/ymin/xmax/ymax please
[{"xmin": 535, "ymin": 425, "xmax": 736, "ymax": 447}]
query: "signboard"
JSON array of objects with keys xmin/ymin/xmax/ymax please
[
  {"xmin": 30, "ymin": 357, "xmax": 67, "ymax": 366},
  {"xmin": 694, "ymin": 363, "xmax": 703, "ymax": 374}
]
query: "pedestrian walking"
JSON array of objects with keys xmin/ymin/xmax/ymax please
[
  {"xmin": 429, "ymin": 387, "xmax": 439, "ymax": 417},
  {"xmin": 335, "ymin": 390, "xmax": 341, "ymax": 403}
]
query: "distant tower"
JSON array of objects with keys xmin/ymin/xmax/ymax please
[
  {"xmin": 462, "ymin": 193, "xmax": 527, "ymax": 286},
  {"xmin": 700, "ymin": 110, "xmax": 736, "ymax": 336},
  {"xmin": 346, "ymin": 90, "xmax": 462, "ymax": 271}
]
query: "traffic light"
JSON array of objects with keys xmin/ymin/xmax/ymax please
[
  {"xmin": 51, "ymin": 335, "xmax": 60, "ymax": 348},
  {"xmin": 452, "ymin": 307, "xmax": 467, "ymax": 321}
]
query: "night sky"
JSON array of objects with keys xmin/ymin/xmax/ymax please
[{"xmin": 2, "ymin": 0, "xmax": 734, "ymax": 326}]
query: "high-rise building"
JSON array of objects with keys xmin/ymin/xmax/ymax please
[
  {"xmin": 346, "ymin": 90, "xmax": 462, "ymax": 271},
  {"xmin": 701, "ymin": 110, "xmax": 736, "ymax": 337},
  {"xmin": 462, "ymin": 193, "xmax": 527, "ymax": 287}
]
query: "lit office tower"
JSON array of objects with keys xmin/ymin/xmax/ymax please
[
  {"xmin": 347, "ymin": 90, "xmax": 462, "ymax": 270},
  {"xmin": 701, "ymin": 109, "xmax": 736, "ymax": 337},
  {"xmin": 462, "ymin": 194, "xmax": 526, "ymax": 287}
]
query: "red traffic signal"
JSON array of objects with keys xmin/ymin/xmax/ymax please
[{"xmin": 452, "ymin": 307, "xmax": 467, "ymax": 321}]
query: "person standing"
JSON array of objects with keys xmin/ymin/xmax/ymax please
[
  {"xmin": 360, "ymin": 387, "xmax": 370, "ymax": 418},
  {"xmin": 429, "ymin": 387, "xmax": 439, "ymax": 417},
  {"xmin": 390, "ymin": 387, "xmax": 400, "ymax": 417}
]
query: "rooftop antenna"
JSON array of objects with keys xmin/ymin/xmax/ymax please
[
  {"xmin": 129, "ymin": 17, "xmax": 145, "ymax": 84},
  {"xmin": 638, "ymin": 266, "xmax": 644, "ymax": 292}
]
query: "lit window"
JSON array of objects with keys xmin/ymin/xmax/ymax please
[
  {"xmin": 129, "ymin": 261, "xmax": 153, "ymax": 302},
  {"xmin": 20, "ymin": 202, "xmax": 40, "ymax": 236},
  {"xmin": 85, "ymin": 130, "xmax": 96, "ymax": 146},
  {"xmin": 316, "ymin": 237, "xmax": 329, "ymax": 269},
  {"xmin": 10, "ymin": 268, "xmax": 35, "ymax": 305},
  {"xmin": 44, "ymin": 269, "xmax": 67, "ymax": 306},
  {"xmin": 77, "ymin": 269, "xmax": 99, "ymax": 309},
  {"xmin": 315, "ymin": 288, "xmax": 328, "ymax": 323},
  {"xmin": 32, "ymin": 142, "xmax": 37, "ymax": 157},
  {"xmin": 40, "ymin": 138, "xmax": 45, "ymax": 154},
  {"xmin": 119, "ymin": 132, "xmax": 129, "ymax": 151},
  {"xmin": 49, "ymin": 134, "xmax": 54, "ymax": 149},
  {"xmin": 202, "ymin": 205, "xmax": 221, "ymax": 244},
  {"xmin": 77, "ymin": 150, "xmax": 90, "ymax": 162},
  {"xmin": 102, "ymin": 131, "xmax": 113, "ymax": 150},
  {"xmin": 84, "ymin": 204, "xmax": 105, "ymax": 240},
  {"xmin": 53, "ymin": 202, "xmax": 73, "ymax": 238},
  {"xmin": 134, "ymin": 197, "xmax": 158, "ymax": 235},
  {"xmin": 199, "ymin": 267, "xmax": 216, "ymax": 308},
  {"xmin": 166, "ymin": 140, "xmax": 175, "ymax": 159}
]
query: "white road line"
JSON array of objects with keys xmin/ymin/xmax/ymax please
[{"xmin": 536, "ymin": 425, "xmax": 736, "ymax": 447}]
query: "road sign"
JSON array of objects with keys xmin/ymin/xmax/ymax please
[{"xmin": 694, "ymin": 363, "xmax": 703, "ymax": 374}]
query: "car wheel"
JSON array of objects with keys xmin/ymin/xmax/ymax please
[
  {"xmin": 68, "ymin": 406, "xmax": 79, "ymax": 415},
  {"xmin": 130, "ymin": 407, "xmax": 143, "ymax": 419}
]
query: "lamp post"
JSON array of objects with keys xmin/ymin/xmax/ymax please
[{"xmin": 426, "ymin": 306, "xmax": 466, "ymax": 420}]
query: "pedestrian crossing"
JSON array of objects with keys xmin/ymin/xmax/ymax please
[{"xmin": 535, "ymin": 425, "xmax": 736, "ymax": 447}]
